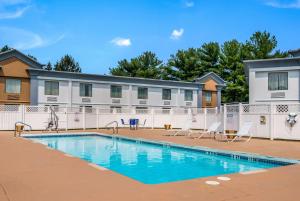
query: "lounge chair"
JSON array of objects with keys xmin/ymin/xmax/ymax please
[
  {"xmin": 188, "ymin": 122, "xmax": 221, "ymax": 139},
  {"xmin": 218, "ymin": 122, "xmax": 253, "ymax": 142},
  {"xmin": 163, "ymin": 123, "xmax": 192, "ymax": 136},
  {"xmin": 138, "ymin": 119, "xmax": 147, "ymax": 128}
]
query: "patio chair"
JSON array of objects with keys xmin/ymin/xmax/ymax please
[
  {"xmin": 163, "ymin": 123, "xmax": 192, "ymax": 136},
  {"xmin": 138, "ymin": 119, "xmax": 147, "ymax": 128},
  {"xmin": 188, "ymin": 122, "xmax": 221, "ymax": 139},
  {"xmin": 120, "ymin": 119, "xmax": 129, "ymax": 127},
  {"xmin": 218, "ymin": 122, "xmax": 253, "ymax": 142}
]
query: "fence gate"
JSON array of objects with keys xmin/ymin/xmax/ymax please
[{"xmin": 225, "ymin": 105, "xmax": 239, "ymax": 131}]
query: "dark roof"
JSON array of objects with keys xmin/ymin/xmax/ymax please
[
  {"xmin": 28, "ymin": 68, "xmax": 203, "ymax": 88},
  {"xmin": 243, "ymin": 56, "xmax": 300, "ymax": 78},
  {"xmin": 0, "ymin": 49, "xmax": 44, "ymax": 69},
  {"xmin": 195, "ymin": 72, "xmax": 226, "ymax": 87},
  {"xmin": 288, "ymin": 48, "xmax": 300, "ymax": 57}
]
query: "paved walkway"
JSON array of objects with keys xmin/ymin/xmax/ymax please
[{"xmin": 0, "ymin": 129, "xmax": 300, "ymax": 201}]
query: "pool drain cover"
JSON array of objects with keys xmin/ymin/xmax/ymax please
[
  {"xmin": 217, "ymin": 177, "xmax": 231, "ymax": 181},
  {"xmin": 205, "ymin": 181, "xmax": 220, "ymax": 185}
]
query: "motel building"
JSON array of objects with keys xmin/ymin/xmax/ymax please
[
  {"xmin": 244, "ymin": 49, "xmax": 300, "ymax": 104},
  {"xmin": 0, "ymin": 49, "xmax": 226, "ymax": 110}
]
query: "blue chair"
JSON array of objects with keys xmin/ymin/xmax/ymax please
[{"xmin": 121, "ymin": 119, "xmax": 129, "ymax": 126}]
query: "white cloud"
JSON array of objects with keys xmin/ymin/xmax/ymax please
[
  {"xmin": 170, "ymin": 28, "xmax": 184, "ymax": 40},
  {"xmin": 0, "ymin": 0, "xmax": 31, "ymax": 19},
  {"xmin": 0, "ymin": 27, "xmax": 65, "ymax": 50},
  {"xmin": 0, "ymin": 5, "xmax": 30, "ymax": 19},
  {"xmin": 111, "ymin": 37, "xmax": 131, "ymax": 47},
  {"xmin": 265, "ymin": 0, "xmax": 300, "ymax": 8},
  {"xmin": 185, "ymin": 1, "xmax": 194, "ymax": 8}
]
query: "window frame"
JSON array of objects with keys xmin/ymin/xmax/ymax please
[
  {"xmin": 268, "ymin": 72, "xmax": 288, "ymax": 91},
  {"xmin": 80, "ymin": 83, "xmax": 93, "ymax": 97},
  {"xmin": 5, "ymin": 78, "xmax": 21, "ymax": 94},
  {"xmin": 44, "ymin": 80, "xmax": 59, "ymax": 96},
  {"xmin": 162, "ymin": 88, "xmax": 172, "ymax": 100},
  {"xmin": 184, "ymin": 89, "xmax": 193, "ymax": 101},
  {"xmin": 137, "ymin": 87, "xmax": 148, "ymax": 99},
  {"xmin": 110, "ymin": 85, "xmax": 122, "ymax": 98}
]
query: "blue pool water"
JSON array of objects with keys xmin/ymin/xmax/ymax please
[{"xmin": 29, "ymin": 134, "xmax": 289, "ymax": 184}]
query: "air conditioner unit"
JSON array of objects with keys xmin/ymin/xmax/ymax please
[
  {"xmin": 82, "ymin": 98, "xmax": 91, "ymax": 103},
  {"xmin": 163, "ymin": 101, "xmax": 171, "ymax": 105},
  {"xmin": 139, "ymin": 100, "xmax": 147, "ymax": 105},
  {"xmin": 47, "ymin": 97, "xmax": 57, "ymax": 102},
  {"xmin": 185, "ymin": 102, "xmax": 192, "ymax": 106},
  {"xmin": 112, "ymin": 99, "xmax": 121, "ymax": 104},
  {"xmin": 7, "ymin": 94, "xmax": 20, "ymax": 100},
  {"xmin": 271, "ymin": 92, "xmax": 285, "ymax": 98}
]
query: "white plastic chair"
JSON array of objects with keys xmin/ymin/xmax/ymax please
[
  {"xmin": 221, "ymin": 122, "xmax": 253, "ymax": 142},
  {"xmin": 189, "ymin": 122, "xmax": 221, "ymax": 139}
]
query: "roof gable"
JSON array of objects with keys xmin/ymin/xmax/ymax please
[
  {"xmin": 0, "ymin": 49, "xmax": 43, "ymax": 69},
  {"xmin": 195, "ymin": 72, "xmax": 225, "ymax": 86}
]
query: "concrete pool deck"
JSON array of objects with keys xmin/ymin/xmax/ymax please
[{"xmin": 1, "ymin": 129, "xmax": 300, "ymax": 201}]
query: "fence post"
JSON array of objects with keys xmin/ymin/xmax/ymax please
[
  {"xmin": 204, "ymin": 108, "xmax": 207, "ymax": 130},
  {"xmin": 82, "ymin": 106, "xmax": 86, "ymax": 130},
  {"xmin": 65, "ymin": 107, "xmax": 68, "ymax": 131},
  {"xmin": 151, "ymin": 108, "xmax": 154, "ymax": 129},
  {"xmin": 21, "ymin": 104, "xmax": 25, "ymax": 123},
  {"xmin": 223, "ymin": 104, "xmax": 227, "ymax": 133},
  {"xmin": 96, "ymin": 107, "xmax": 99, "ymax": 130},
  {"xmin": 269, "ymin": 103, "xmax": 274, "ymax": 140},
  {"xmin": 238, "ymin": 103, "xmax": 242, "ymax": 131}
]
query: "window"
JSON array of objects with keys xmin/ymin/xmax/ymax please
[
  {"xmin": 111, "ymin": 85, "xmax": 122, "ymax": 98},
  {"xmin": 138, "ymin": 87, "xmax": 148, "ymax": 99},
  {"xmin": 184, "ymin": 90, "xmax": 193, "ymax": 101},
  {"xmin": 110, "ymin": 106, "xmax": 122, "ymax": 113},
  {"xmin": 136, "ymin": 107, "xmax": 149, "ymax": 114},
  {"xmin": 80, "ymin": 105, "xmax": 93, "ymax": 113},
  {"xmin": 45, "ymin": 81, "xmax": 59, "ymax": 96},
  {"xmin": 162, "ymin": 89, "xmax": 171, "ymax": 100},
  {"xmin": 80, "ymin": 83, "xmax": 92, "ymax": 97},
  {"xmin": 204, "ymin": 91, "xmax": 212, "ymax": 103},
  {"xmin": 162, "ymin": 107, "xmax": 171, "ymax": 114},
  {"xmin": 268, "ymin": 72, "xmax": 288, "ymax": 91},
  {"xmin": 6, "ymin": 79, "xmax": 21, "ymax": 93}
]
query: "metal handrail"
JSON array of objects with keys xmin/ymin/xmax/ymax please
[
  {"xmin": 105, "ymin": 121, "xmax": 119, "ymax": 134},
  {"xmin": 15, "ymin": 121, "xmax": 32, "ymax": 131},
  {"xmin": 14, "ymin": 121, "xmax": 32, "ymax": 137}
]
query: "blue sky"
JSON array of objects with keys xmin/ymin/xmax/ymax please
[{"xmin": 0, "ymin": 0, "xmax": 300, "ymax": 74}]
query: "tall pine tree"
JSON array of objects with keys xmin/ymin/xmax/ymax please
[{"xmin": 54, "ymin": 55, "xmax": 81, "ymax": 72}]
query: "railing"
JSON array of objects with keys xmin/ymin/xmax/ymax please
[
  {"xmin": 14, "ymin": 121, "xmax": 32, "ymax": 137},
  {"xmin": 2, "ymin": 104, "xmax": 300, "ymax": 140},
  {"xmin": 105, "ymin": 121, "xmax": 119, "ymax": 134}
]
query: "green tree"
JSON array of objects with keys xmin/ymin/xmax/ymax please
[
  {"xmin": 44, "ymin": 62, "xmax": 53, "ymax": 71},
  {"xmin": 54, "ymin": 55, "xmax": 81, "ymax": 72},
  {"xmin": 110, "ymin": 51, "xmax": 163, "ymax": 79},
  {"xmin": 0, "ymin": 45, "xmax": 12, "ymax": 52},
  {"xmin": 220, "ymin": 40, "xmax": 248, "ymax": 102},
  {"xmin": 245, "ymin": 31, "xmax": 287, "ymax": 59},
  {"xmin": 162, "ymin": 48, "xmax": 203, "ymax": 81},
  {"xmin": 199, "ymin": 42, "xmax": 221, "ymax": 74}
]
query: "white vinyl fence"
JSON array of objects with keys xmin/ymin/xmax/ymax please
[{"xmin": 1, "ymin": 103, "xmax": 300, "ymax": 140}]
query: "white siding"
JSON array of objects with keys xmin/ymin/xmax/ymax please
[
  {"xmin": 249, "ymin": 69, "xmax": 300, "ymax": 104},
  {"xmin": 37, "ymin": 79, "xmax": 69, "ymax": 105},
  {"xmin": 37, "ymin": 78, "xmax": 200, "ymax": 108}
]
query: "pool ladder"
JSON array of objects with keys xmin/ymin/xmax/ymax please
[
  {"xmin": 105, "ymin": 121, "xmax": 119, "ymax": 134},
  {"xmin": 14, "ymin": 121, "xmax": 32, "ymax": 137}
]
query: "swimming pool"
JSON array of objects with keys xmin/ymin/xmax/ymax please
[{"xmin": 25, "ymin": 133, "xmax": 298, "ymax": 184}]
